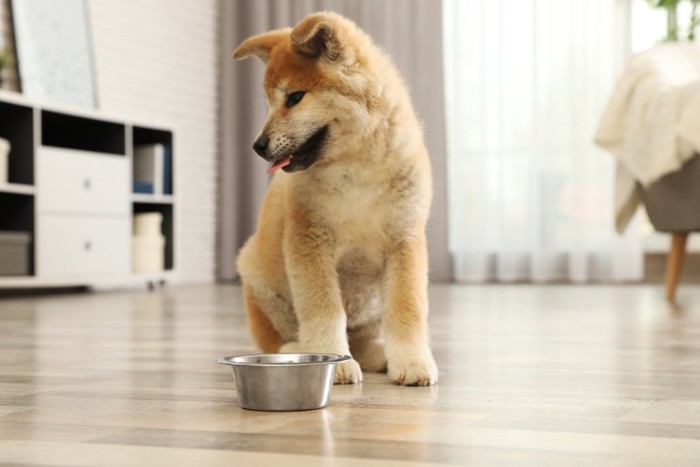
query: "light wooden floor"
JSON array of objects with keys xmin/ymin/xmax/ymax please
[{"xmin": 1, "ymin": 283, "xmax": 699, "ymax": 466}]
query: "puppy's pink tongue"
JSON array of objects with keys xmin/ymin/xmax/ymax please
[{"xmin": 267, "ymin": 156, "xmax": 292, "ymax": 174}]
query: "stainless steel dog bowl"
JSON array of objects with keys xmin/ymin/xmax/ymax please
[{"xmin": 217, "ymin": 353, "xmax": 351, "ymax": 411}]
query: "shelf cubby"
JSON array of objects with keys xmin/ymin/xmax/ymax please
[
  {"xmin": 0, "ymin": 101, "xmax": 34, "ymax": 185},
  {"xmin": 42, "ymin": 110, "xmax": 126, "ymax": 156},
  {"xmin": 0, "ymin": 192, "xmax": 35, "ymax": 275},
  {"xmin": 132, "ymin": 202, "xmax": 174, "ymax": 271},
  {"xmin": 132, "ymin": 126, "xmax": 173, "ymax": 195}
]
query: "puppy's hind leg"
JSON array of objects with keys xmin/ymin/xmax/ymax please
[
  {"xmin": 243, "ymin": 283, "xmax": 284, "ymax": 353},
  {"xmin": 349, "ymin": 320, "xmax": 387, "ymax": 373}
]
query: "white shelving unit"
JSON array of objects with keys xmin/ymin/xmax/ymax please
[{"xmin": 0, "ymin": 90, "xmax": 175, "ymax": 288}]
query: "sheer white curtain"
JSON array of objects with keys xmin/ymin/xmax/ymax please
[{"xmin": 443, "ymin": 0, "xmax": 644, "ymax": 283}]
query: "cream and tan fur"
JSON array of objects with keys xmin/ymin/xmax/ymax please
[{"xmin": 233, "ymin": 12, "xmax": 438, "ymax": 386}]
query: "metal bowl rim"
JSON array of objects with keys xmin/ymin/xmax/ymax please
[{"xmin": 216, "ymin": 352, "xmax": 351, "ymax": 367}]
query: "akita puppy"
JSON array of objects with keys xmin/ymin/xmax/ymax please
[{"xmin": 233, "ymin": 12, "xmax": 437, "ymax": 386}]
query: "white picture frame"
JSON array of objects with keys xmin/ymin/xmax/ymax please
[{"xmin": 11, "ymin": 0, "xmax": 98, "ymax": 109}]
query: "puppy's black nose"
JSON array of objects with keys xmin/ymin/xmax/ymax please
[{"xmin": 253, "ymin": 136, "xmax": 269, "ymax": 156}]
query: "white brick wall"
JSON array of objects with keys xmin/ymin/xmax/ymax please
[{"xmin": 1, "ymin": 0, "xmax": 221, "ymax": 284}]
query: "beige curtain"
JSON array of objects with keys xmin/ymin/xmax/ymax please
[{"xmin": 219, "ymin": 0, "xmax": 450, "ymax": 281}]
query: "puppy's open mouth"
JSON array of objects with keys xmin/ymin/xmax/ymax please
[{"xmin": 267, "ymin": 125, "xmax": 329, "ymax": 174}]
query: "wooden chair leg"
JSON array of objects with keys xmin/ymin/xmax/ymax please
[{"xmin": 665, "ymin": 233, "xmax": 688, "ymax": 302}]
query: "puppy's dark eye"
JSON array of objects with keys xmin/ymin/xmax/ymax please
[{"xmin": 286, "ymin": 91, "xmax": 305, "ymax": 108}]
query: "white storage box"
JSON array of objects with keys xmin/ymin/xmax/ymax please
[
  {"xmin": 133, "ymin": 212, "xmax": 163, "ymax": 236},
  {"xmin": 132, "ymin": 235, "xmax": 165, "ymax": 273},
  {"xmin": 0, "ymin": 137, "xmax": 10, "ymax": 185}
]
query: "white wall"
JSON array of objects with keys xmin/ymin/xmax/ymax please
[{"xmin": 0, "ymin": 0, "xmax": 221, "ymax": 283}]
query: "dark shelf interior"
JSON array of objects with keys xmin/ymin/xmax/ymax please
[
  {"xmin": 42, "ymin": 111, "xmax": 126, "ymax": 155},
  {"xmin": 0, "ymin": 102, "xmax": 34, "ymax": 185},
  {"xmin": 132, "ymin": 202, "xmax": 174, "ymax": 270}
]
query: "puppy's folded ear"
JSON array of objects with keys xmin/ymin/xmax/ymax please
[
  {"xmin": 232, "ymin": 29, "xmax": 290, "ymax": 63},
  {"xmin": 291, "ymin": 12, "xmax": 347, "ymax": 61}
]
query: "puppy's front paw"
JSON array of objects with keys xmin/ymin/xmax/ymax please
[
  {"xmin": 334, "ymin": 359, "xmax": 363, "ymax": 384},
  {"xmin": 388, "ymin": 354, "xmax": 438, "ymax": 386}
]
